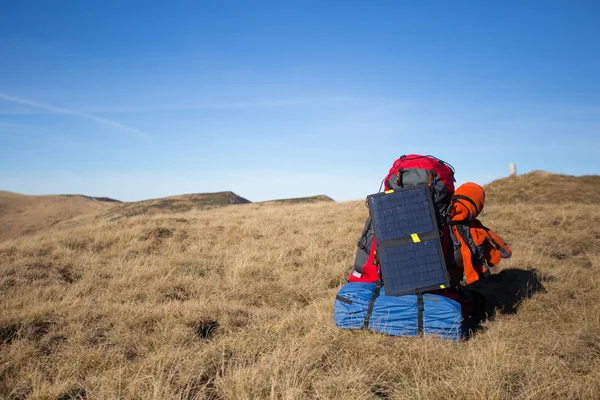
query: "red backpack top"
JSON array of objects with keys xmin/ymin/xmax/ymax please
[
  {"xmin": 349, "ymin": 154, "xmax": 456, "ymax": 283},
  {"xmin": 383, "ymin": 154, "xmax": 455, "ymax": 211}
]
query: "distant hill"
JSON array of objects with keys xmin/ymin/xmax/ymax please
[
  {"xmin": 60, "ymin": 194, "xmax": 122, "ymax": 203},
  {"xmin": 259, "ymin": 195, "xmax": 334, "ymax": 205},
  {"xmin": 0, "ymin": 189, "xmax": 340, "ymax": 241},
  {"xmin": 485, "ymin": 171, "xmax": 600, "ymax": 205},
  {"xmin": 0, "ymin": 190, "xmax": 251, "ymax": 241},
  {"xmin": 0, "ymin": 190, "xmax": 117, "ymax": 242},
  {"xmin": 106, "ymin": 191, "xmax": 251, "ymax": 218}
]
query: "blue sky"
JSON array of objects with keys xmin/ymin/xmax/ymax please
[{"xmin": 1, "ymin": 1, "xmax": 599, "ymax": 202}]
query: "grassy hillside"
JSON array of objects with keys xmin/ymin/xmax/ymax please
[
  {"xmin": 106, "ymin": 191, "xmax": 251, "ymax": 219},
  {"xmin": 0, "ymin": 191, "xmax": 252, "ymax": 242},
  {"xmin": 0, "ymin": 191, "xmax": 117, "ymax": 243},
  {"xmin": 0, "ymin": 190, "xmax": 336, "ymax": 241},
  {"xmin": 60, "ymin": 195, "xmax": 121, "ymax": 203},
  {"xmin": 259, "ymin": 195, "xmax": 334, "ymax": 205},
  {"xmin": 0, "ymin": 178, "xmax": 599, "ymax": 399},
  {"xmin": 485, "ymin": 170, "xmax": 600, "ymax": 204}
]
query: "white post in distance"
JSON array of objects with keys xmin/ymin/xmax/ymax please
[{"xmin": 509, "ymin": 163, "xmax": 517, "ymax": 177}]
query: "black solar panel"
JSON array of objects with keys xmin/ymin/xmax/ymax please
[{"xmin": 368, "ymin": 185, "xmax": 449, "ymax": 296}]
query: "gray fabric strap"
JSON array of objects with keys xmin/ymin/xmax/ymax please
[
  {"xmin": 363, "ymin": 282, "xmax": 382, "ymax": 329},
  {"xmin": 335, "ymin": 295, "xmax": 353, "ymax": 305},
  {"xmin": 376, "ymin": 230, "xmax": 439, "ymax": 248},
  {"xmin": 417, "ymin": 293, "xmax": 424, "ymax": 334}
]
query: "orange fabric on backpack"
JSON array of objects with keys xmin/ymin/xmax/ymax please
[
  {"xmin": 450, "ymin": 183, "xmax": 512, "ymax": 284},
  {"xmin": 450, "ymin": 182, "xmax": 485, "ymax": 223}
]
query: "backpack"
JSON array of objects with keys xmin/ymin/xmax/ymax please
[{"xmin": 349, "ymin": 154, "xmax": 456, "ymax": 283}]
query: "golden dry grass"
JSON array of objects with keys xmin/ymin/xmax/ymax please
[
  {"xmin": 1, "ymin": 176, "xmax": 600, "ymax": 399},
  {"xmin": 0, "ymin": 191, "xmax": 117, "ymax": 243}
]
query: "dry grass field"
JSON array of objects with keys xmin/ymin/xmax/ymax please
[{"xmin": 1, "ymin": 172, "xmax": 599, "ymax": 399}]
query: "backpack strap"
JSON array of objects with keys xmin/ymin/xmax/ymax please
[
  {"xmin": 353, "ymin": 216, "xmax": 375, "ymax": 274},
  {"xmin": 363, "ymin": 281, "xmax": 382, "ymax": 329},
  {"xmin": 395, "ymin": 168, "xmax": 405, "ymax": 188},
  {"xmin": 452, "ymin": 195, "xmax": 479, "ymax": 213},
  {"xmin": 449, "ymin": 194, "xmax": 480, "ymax": 223},
  {"xmin": 417, "ymin": 293, "xmax": 424, "ymax": 334},
  {"xmin": 480, "ymin": 226, "xmax": 512, "ymax": 259}
]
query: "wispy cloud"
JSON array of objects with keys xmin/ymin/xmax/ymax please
[
  {"xmin": 0, "ymin": 96, "xmax": 362, "ymax": 115},
  {"xmin": 0, "ymin": 93, "xmax": 151, "ymax": 139},
  {"xmin": 77, "ymin": 96, "xmax": 361, "ymax": 114}
]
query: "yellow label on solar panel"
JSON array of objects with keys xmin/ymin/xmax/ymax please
[
  {"xmin": 411, "ymin": 233, "xmax": 421, "ymax": 243},
  {"xmin": 384, "ymin": 190, "xmax": 394, "ymax": 194},
  {"xmin": 440, "ymin": 285, "xmax": 446, "ymax": 289}
]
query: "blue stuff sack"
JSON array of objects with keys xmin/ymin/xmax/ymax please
[{"xmin": 334, "ymin": 282, "xmax": 464, "ymax": 341}]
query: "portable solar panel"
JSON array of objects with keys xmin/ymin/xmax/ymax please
[{"xmin": 368, "ymin": 185, "xmax": 449, "ymax": 296}]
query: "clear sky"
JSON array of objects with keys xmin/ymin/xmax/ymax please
[{"xmin": 1, "ymin": 1, "xmax": 599, "ymax": 202}]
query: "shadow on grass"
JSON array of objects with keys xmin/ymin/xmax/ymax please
[{"xmin": 463, "ymin": 268, "xmax": 546, "ymax": 336}]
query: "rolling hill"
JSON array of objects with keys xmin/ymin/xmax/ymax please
[
  {"xmin": 485, "ymin": 170, "xmax": 600, "ymax": 204},
  {"xmin": 105, "ymin": 191, "xmax": 252, "ymax": 219},
  {"xmin": 0, "ymin": 190, "xmax": 118, "ymax": 243},
  {"xmin": 0, "ymin": 190, "xmax": 338, "ymax": 242},
  {"xmin": 258, "ymin": 194, "xmax": 334, "ymax": 205}
]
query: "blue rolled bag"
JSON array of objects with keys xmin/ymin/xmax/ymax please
[{"xmin": 334, "ymin": 282, "xmax": 464, "ymax": 341}]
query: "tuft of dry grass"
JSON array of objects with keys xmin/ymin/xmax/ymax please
[{"xmin": 1, "ymin": 180, "xmax": 600, "ymax": 399}]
